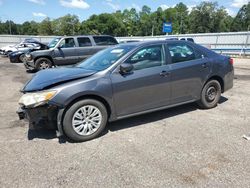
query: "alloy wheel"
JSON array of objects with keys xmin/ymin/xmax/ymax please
[{"xmin": 72, "ymin": 105, "xmax": 102, "ymax": 136}]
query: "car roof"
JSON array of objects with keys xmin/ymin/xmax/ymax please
[
  {"xmin": 62, "ymin": 35, "xmax": 116, "ymax": 38},
  {"xmin": 117, "ymin": 40, "xmax": 194, "ymax": 47}
]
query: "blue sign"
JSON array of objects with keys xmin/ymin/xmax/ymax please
[{"xmin": 163, "ymin": 22, "xmax": 172, "ymax": 33}]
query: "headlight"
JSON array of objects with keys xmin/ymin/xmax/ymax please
[
  {"xmin": 19, "ymin": 90, "xmax": 57, "ymax": 107},
  {"xmin": 25, "ymin": 53, "xmax": 32, "ymax": 61}
]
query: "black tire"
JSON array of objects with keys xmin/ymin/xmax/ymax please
[
  {"xmin": 198, "ymin": 80, "xmax": 221, "ymax": 109},
  {"xmin": 63, "ymin": 99, "xmax": 108, "ymax": 142},
  {"xmin": 35, "ymin": 58, "xmax": 52, "ymax": 71},
  {"xmin": 19, "ymin": 54, "xmax": 25, "ymax": 62}
]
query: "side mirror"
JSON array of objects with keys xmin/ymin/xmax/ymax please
[{"xmin": 120, "ymin": 63, "xmax": 134, "ymax": 74}]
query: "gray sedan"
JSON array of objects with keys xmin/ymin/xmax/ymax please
[{"xmin": 17, "ymin": 40, "xmax": 234, "ymax": 142}]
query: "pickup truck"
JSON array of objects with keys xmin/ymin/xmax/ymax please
[{"xmin": 23, "ymin": 35, "xmax": 118, "ymax": 71}]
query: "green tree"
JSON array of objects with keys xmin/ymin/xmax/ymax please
[
  {"xmin": 38, "ymin": 18, "xmax": 54, "ymax": 35},
  {"xmin": 122, "ymin": 8, "xmax": 139, "ymax": 36},
  {"xmin": 231, "ymin": 2, "xmax": 250, "ymax": 31},
  {"xmin": 0, "ymin": 1, "xmax": 249, "ymax": 36},
  {"xmin": 52, "ymin": 14, "xmax": 80, "ymax": 35},
  {"xmin": 19, "ymin": 21, "xmax": 38, "ymax": 35},
  {"xmin": 138, "ymin": 5, "xmax": 152, "ymax": 36},
  {"xmin": 81, "ymin": 13, "xmax": 126, "ymax": 36},
  {"xmin": 213, "ymin": 8, "xmax": 232, "ymax": 32},
  {"xmin": 189, "ymin": 2, "xmax": 218, "ymax": 33},
  {"xmin": 175, "ymin": 3, "xmax": 189, "ymax": 34},
  {"xmin": 162, "ymin": 7, "xmax": 178, "ymax": 34}
]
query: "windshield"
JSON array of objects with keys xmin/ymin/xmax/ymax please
[
  {"xmin": 77, "ymin": 45, "xmax": 134, "ymax": 71},
  {"xmin": 48, "ymin": 38, "xmax": 61, "ymax": 48}
]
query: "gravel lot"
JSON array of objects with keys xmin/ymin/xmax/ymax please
[{"xmin": 0, "ymin": 57, "xmax": 250, "ymax": 187}]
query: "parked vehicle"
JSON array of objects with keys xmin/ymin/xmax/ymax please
[
  {"xmin": 119, "ymin": 40, "xmax": 141, "ymax": 43},
  {"xmin": 23, "ymin": 35, "xmax": 118, "ymax": 71},
  {"xmin": 166, "ymin": 38, "xmax": 179, "ymax": 41},
  {"xmin": 180, "ymin": 38, "xmax": 195, "ymax": 42},
  {"xmin": 0, "ymin": 44, "xmax": 14, "ymax": 55},
  {"xmin": 166, "ymin": 38, "xmax": 194, "ymax": 42},
  {"xmin": 0, "ymin": 42, "xmax": 41, "ymax": 56},
  {"xmin": 17, "ymin": 40, "xmax": 234, "ymax": 142},
  {"xmin": 9, "ymin": 42, "xmax": 48, "ymax": 63}
]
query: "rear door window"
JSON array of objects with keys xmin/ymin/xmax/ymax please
[
  {"xmin": 168, "ymin": 43, "xmax": 197, "ymax": 63},
  {"xmin": 77, "ymin": 37, "xmax": 92, "ymax": 47},
  {"xmin": 93, "ymin": 36, "xmax": 118, "ymax": 46}
]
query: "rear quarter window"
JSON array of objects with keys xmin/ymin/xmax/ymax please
[{"xmin": 93, "ymin": 36, "xmax": 118, "ymax": 46}]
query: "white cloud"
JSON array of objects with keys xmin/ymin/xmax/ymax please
[
  {"xmin": 160, "ymin": 4, "xmax": 169, "ymax": 10},
  {"xmin": 28, "ymin": 0, "xmax": 45, "ymax": 5},
  {"xmin": 106, "ymin": 1, "xmax": 120, "ymax": 10},
  {"xmin": 59, "ymin": 0, "xmax": 90, "ymax": 9},
  {"xmin": 187, "ymin": 5, "xmax": 196, "ymax": 12},
  {"xmin": 226, "ymin": 8, "xmax": 237, "ymax": 16},
  {"xmin": 128, "ymin": 3, "xmax": 141, "ymax": 11},
  {"xmin": 32, "ymin": 12, "xmax": 47, "ymax": 17},
  {"xmin": 231, "ymin": 0, "xmax": 249, "ymax": 8}
]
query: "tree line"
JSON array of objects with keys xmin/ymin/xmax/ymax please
[{"xmin": 0, "ymin": 1, "xmax": 249, "ymax": 36}]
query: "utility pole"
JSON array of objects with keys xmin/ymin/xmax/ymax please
[{"xmin": 8, "ymin": 20, "xmax": 11, "ymax": 35}]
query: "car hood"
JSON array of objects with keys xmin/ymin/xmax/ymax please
[
  {"xmin": 22, "ymin": 67, "xmax": 97, "ymax": 92},
  {"xmin": 10, "ymin": 50, "xmax": 26, "ymax": 55},
  {"xmin": 31, "ymin": 48, "xmax": 52, "ymax": 55}
]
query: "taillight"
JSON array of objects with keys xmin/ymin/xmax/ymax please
[{"xmin": 229, "ymin": 58, "xmax": 234, "ymax": 65}]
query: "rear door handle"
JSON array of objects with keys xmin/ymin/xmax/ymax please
[{"xmin": 160, "ymin": 71, "xmax": 170, "ymax": 77}]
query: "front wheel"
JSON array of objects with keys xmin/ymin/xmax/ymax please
[
  {"xmin": 198, "ymin": 80, "xmax": 221, "ymax": 109},
  {"xmin": 19, "ymin": 54, "xmax": 25, "ymax": 62},
  {"xmin": 35, "ymin": 58, "xmax": 52, "ymax": 71},
  {"xmin": 63, "ymin": 99, "xmax": 108, "ymax": 142}
]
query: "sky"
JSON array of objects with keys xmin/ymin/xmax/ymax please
[{"xmin": 0, "ymin": 0, "xmax": 249, "ymax": 23}]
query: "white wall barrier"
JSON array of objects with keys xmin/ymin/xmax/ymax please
[{"xmin": 0, "ymin": 32, "xmax": 249, "ymax": 56}]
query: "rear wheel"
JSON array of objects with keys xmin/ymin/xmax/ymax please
[
  {"xmin": 35, "ymin": 58, "xmax": 52, "ymax": 71},
  {"xmin": 198, "ymin": 80, "xmax": 221, "ymax": 109},
  {"xmin": 63, "ymin": 99, "xmax": 108, "ymax": 142}
]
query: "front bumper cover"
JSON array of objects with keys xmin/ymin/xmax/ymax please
[
  {"xmin": 17, "ymin": 105, "xmax": 58, "ymax": 130},
  {"xmin": 23, "ymin": 60, "xmax": 35, "ymax": 70}
]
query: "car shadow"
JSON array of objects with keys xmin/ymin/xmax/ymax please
[
  {"xmin": 26, "ymin": 69, "xmax": 36, "ymax": 74},
  {"xmin": 108, "ymin": 96, "xmax": 228, "ymax": 132},
  {"xmin": 27, "ymin": 96, "xmax": 228, "ymax": 143},
  {"xmin": 218, "ymin": 96, "xmax": 228, "ymax": 104},
  {"xmin": 28, "ymin": 129, "xmax": 67, "ymax": 144},
  {"xmin": 107, "ymin": 103, "xmax": 198, "ymax": 132}
]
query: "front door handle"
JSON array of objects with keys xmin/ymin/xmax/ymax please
[
  {"xmin": 202, "ymin": 63, "xmax": 208, "ymax": 68},
  {"xmin": 160, "ymin": 71, "xmax": 170, "ymax": 77}
]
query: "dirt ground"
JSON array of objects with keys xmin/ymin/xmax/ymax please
[{"xmin": 0, "ymin": 57, "xmax": 250, "ymax": 187}]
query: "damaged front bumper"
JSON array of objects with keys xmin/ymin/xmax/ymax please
[
  {"xmin": 17, "ymin": 105, "xmax": 64, "ymax": 136},
  {"xmin": 23, "ymin": 60, "xmax": 35, "ymax": 70}
]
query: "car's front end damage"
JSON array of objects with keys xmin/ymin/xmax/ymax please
[
  {"xmin": 17, "ymin": 67, "xmax": 98, "ymax": 136},
  {"xmin": 23, "ymin": 53, "xmax": 36, "ymax": 70},
  {"xmin": 17, "ymin": 104, "xmax": 59, "ymax": 130},
  {"xmin": 17, "ymin": 89, "xmax": 60, "ymax": 130}
]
